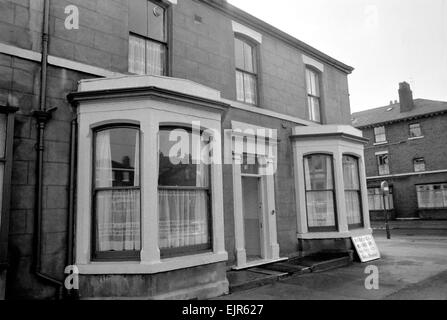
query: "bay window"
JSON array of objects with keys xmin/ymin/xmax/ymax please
[
  {"xmin": 93, "ymin": 126, "xmax": 141, "ymax": 261},
  {"xmin": 235, "ymin": 37, "xmax": 258, "ymax": 105},
  {"xmin": 342, "ymin": 155, "xmax": 363, "ymax": 228},
  {"xmin": 158, "ymin": 127, "xmax": 212, "ymax": 258},
  {"xmin": 304, "ymin": 154, "xmax": 337, "ymax": 231}
]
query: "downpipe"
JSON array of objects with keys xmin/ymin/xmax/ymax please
[{"xmin": 32, "ymin": 0, "xmax": 63, "ymax": 298}]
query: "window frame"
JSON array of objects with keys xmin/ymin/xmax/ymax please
[
  {"xmin": 409, "ymin": 123, "xmax": 423, "ymax": 138},
  {"xmin": 368, "ymin": 187, "xmax": 394, "ymax": 211},
  {"xmin": 416, "ymin": 183, "xmax": 447, "ymax": 209},
  {"xmin": 342, "ymin": 155, "xmax": 364, "ymax": 229},
  {"xmin": 303, "ymin": 153, "xmax": 338, "ymax": 233},
  {"xmin": 376, "ymin": 153, "xmax": 390, "ymax": 176},
  {"xmin": 128, "ymin": 0, "xmax": 171, "ymax": 76},
  {"xmin": 0, "ymin": 107, "xmax": 18, "ymax": 272},
  {"xmin": 91, "ymin": 124, "xmax": 142, "ymax": 262},
  {"xmin": 234, "ymin": 34, "xmax": 259, "ymax": 106},
  {"xmin": 305, "ymin": 66, "xmax": 323, "ymax": 124},
  {"xmin": 157, "ymin": 125, "xmax": 214, "ymax": 259},
  {"xmin": 374, "ymin": 126, "xmax": 387, "ymax": 143},
  {"xmin": 413, "ymin": 157, "xmax": 426, "ymax": 172}
]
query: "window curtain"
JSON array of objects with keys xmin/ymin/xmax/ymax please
[
  {"xmin": 0, "ymin": 114, "xmax": 6, "ymax": 228},
  {"xmin": 129, "ymin": 35, "xmax": 145, "ymax": 75},
  {"xmin": 243, "ymin": 73, "xmax": 257, "ymax": 105},
  {"xmin": 305, "ymin": 155, "xmax": 336, "ymax": 228},
  {"xmin": 0, "ymin": 163, "xmax": 4, "ymax": 228},
  {"xmin": 95, "ymin": 131, "xmax": 140, "ymax": 252},
  {"xmin": 343, "ymin": 156, "xmax": 362, "ymax": 226},
  {"xmin": 418, "ymin": 185, "xmax": 447, "ymax": 208},
  {"xmin": 146, "ymin": 41, "xmax": 165, "ymax": 76},
  {"xmin": 158, "ymin": 137, "xmax": 210, "ymax": 250},
  {"xmin": 236, "ymin": 71, "xmax": 245, "ymax": 102}
]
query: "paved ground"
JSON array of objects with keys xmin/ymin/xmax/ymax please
[{"xmin": 218, "ymin": 222, "xmax": 447, "ymax": 300}]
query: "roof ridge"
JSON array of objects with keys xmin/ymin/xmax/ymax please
[{"xmin": 353, "ymin": 98, "xmax": 447, "ymax": 116}]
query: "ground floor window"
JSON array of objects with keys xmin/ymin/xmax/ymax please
[
  {"xmin": 0, "ymin": 109, "xmax": 16, "ymax": 270},
  {"xmin": 343, "ymin": 155, "xmax": 363, "ymax": 228},
  {"xmin": 158, "ymin": 127, "xmax": 212, "ymax": 258},
  {"xmin": 368, "ymin": 187, "xmax": 394, "ymax": 210},
  {"xmin": 93, "ymin": 126, "xmax": 141, "ymax": 260},
  {"xmin": 416, "ymin": 184, "xmax": 447, "ymax": 209},
  {"xmin": 304, "ymin": 154, "xmax": 337, "ymax": 231}
]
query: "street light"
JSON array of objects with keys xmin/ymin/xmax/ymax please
[{"xmin": 381, "ymin": 181, "xmax": 391, "ymax": 239}]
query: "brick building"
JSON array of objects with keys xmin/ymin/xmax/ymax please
[
  {"xmin": 352, "ymin": 82, "xmax": 447, "ymax": 220},
  {"xmin": 0, "ymin": 0, "xmax": 372, "ymax": 299}
]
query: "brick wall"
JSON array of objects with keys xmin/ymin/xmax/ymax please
[
  {"xmin": 1, "ymin": 0, "xmax": 352, "ymax": 123},
  {"xmin": 361, "ymin": 113, "xmax": 447, "ymax": 219},
  {"xmin": 0, "ymin": 0, "xmax": 354, "ymax": 298},
  {"xmin": 362, "ymin": 113, "xmax": 447, "ymax": 177},
  {"xmin": 171, "ymin": 0, "xmax": 352, "ymax": 124},
  {"xmin": 1, "ymin": 51, "xmax": 93, "ymax": 298}
]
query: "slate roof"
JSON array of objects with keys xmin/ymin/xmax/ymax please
[{"xmin": 351, "ymin": 99, "xmax": 447, "ymax": 128}]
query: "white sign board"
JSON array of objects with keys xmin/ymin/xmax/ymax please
[{"xmin": 352, "ymin": 235, "xmax": 381, "ymax": 262}]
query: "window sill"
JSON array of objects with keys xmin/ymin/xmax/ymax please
[
  {"xmin": 408, "ymin": 136, "xmax": 424, "ymax": 141},
  {"xmin": 77, "ymin": 251, "xmax": 228, "ymax": 275},
  {"xmin": 297, "ymin": 228, "xmax": 372, "ymax": 240},
  {"xmin": 373, "ymin": 141, "xmax": 388, "ymax": 146}
]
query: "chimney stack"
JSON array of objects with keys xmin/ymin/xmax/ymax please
[{"xmin": 399, "ymin": 82, "xmax": 414, "ymax": 112}]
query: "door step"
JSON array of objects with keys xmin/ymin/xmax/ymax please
[
  {"xmin": 227, "ymin": 269, "xmax": 288, "ymax": 293},
  {"xmin": 228, "ymin": 252, "xmax": 353, "ymax": 293}
]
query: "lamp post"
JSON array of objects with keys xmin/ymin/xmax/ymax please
[{"xmin": 381, "ymin": 181, "xmax": 391, "ymax": 239}]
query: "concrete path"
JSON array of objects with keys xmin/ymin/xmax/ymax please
[{"xmin": 217, "ymin": 228, "xmax": 447, "ymax": 300}]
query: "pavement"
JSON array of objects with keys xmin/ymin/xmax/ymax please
[{"xmin": 217, "ymin": 221, "xmax": 447, "ymax": 300}]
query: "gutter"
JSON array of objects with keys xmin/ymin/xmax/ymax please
[{"xmin": 201, "ymin": 0, "xmax": 354, "ymax": 74}]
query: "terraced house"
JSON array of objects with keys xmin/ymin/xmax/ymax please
[
  {"xmin": 0, "ymin": 0, "xmax": 372, "ymax": 299},
  {"xmin": 352, "ymin": 82, "xmax": 447, "ymax": 221}
]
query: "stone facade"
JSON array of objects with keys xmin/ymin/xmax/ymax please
[{"xmin": 0, "ymin": 0, "xmax": 358, "ymax": 299}]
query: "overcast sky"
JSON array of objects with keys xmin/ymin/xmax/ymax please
[{"xmin": 228, "ymin": 0, "xmax": 447, "ymax": 112}]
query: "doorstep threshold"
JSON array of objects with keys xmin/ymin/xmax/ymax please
[{"xmin": 231, "ymin": 257, "xmax": 288, "ymax": 271}]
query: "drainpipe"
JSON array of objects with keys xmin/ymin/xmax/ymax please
[
  {"xmin": 32, "ymin": 0, "xmax": 62, "ymax": 296},
  {"xmin": 65, "ymin": 114, "xmax": 78, "ymax": 299}
]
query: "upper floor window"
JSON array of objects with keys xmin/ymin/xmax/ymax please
[
  {"xmin": 416, "ymin": 184, "xmax": 447, "ymax": 209},
  {"xmin": 129, "ymin": 0, "xmax": 168, "ymax": 75},
  {"xmin": 235, "ymin": 37, "xmax": 258, "ymax": 105},
  {"xmin": 342, "ymin": 155, "xmax": 363, "ymax": 228},
  {"xmin": 93, "ymin": 126, "xmax": 141, "ymax": 261},
  {"xmin": 374, "ymin": 126, "xmax": 386, "ymax": 143},
  {"xmin": 304, "ymin": 154, "xmax": 337, "ymax": 231},
  {"xmin": 305, "ymin": 68, "xmax": 322, "ymax": 123},
  {"xmin": 409, "ymin": 123, "xmax": 422, "ymax": 138},
  {"xmin": 376, "ymin": 153, "xmax": 390, "ymax": 176},
  {"xmin": 158, "ymin": 127, "xmax": 212, "ymax": 258},
  {"xmin": 413, "ymin": 158, "xmax": 426, "ymax": 172}
]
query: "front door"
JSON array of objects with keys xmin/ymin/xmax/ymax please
[{"xmin": 242, "ymin": 176, "xmax": 263, "ymax": 262}]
